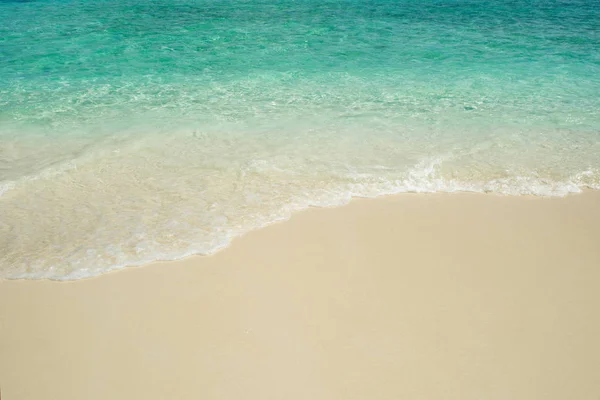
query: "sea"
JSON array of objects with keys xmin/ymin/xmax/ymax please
[{"xmin": 1, "ymin": 0, "xmax": 599, "ymax": 279}]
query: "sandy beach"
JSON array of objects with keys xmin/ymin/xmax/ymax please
[{"xmin": 1, "ymin": 191, "xmax": 600, "ymax": 399}]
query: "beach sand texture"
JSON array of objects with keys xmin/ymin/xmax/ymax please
[{"xmin": 1, "ymin": 192, "xmax": 600, "ymax": 399}]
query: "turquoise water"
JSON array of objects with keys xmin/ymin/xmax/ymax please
[{"xmin": 1, "ymin": 0, "xmax": 599, "ymax": 279}]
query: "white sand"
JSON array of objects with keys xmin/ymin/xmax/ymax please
[{"xmin": 1, "ymin": 192, "xmax": 600, "ymax": 399}]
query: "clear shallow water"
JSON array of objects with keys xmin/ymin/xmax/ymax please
[{"xmin": 1, "ymin": 0, "xmax": 599, "ymax": 279}]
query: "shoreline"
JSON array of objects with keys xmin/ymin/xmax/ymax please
[
  {"xmin": 3, "ymin": 188, "xmax": 600, "ymax": 281},
  {"xmin": 1, "ymin": 191, "xmax": 600, "ymax": 399}
]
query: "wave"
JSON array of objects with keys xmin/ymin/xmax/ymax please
[{"xmin": 2, "ymin": 154, "xmax": 598, "ymax": 281}]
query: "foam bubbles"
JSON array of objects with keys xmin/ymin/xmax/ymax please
[{"xmin": 1, "ymin": 127, "xmax": 599, "ymax": 280}]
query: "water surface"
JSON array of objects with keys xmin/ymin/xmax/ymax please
[{"xmin": 1, "ymin": 0, "xmax": 599, "ymax": 278}]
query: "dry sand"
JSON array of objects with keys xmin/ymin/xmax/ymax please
[{"xmin": 1, "ymin": 192, "xmax": 600, "ymax": 399}]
